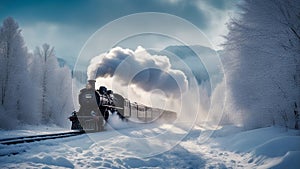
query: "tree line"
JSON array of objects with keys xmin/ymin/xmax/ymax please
[{"xmin": 0, "ymin": 17, "xmax": 74, "ymax": 129}]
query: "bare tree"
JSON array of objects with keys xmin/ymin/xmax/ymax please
[
  {"xmin": 34, "ymin": 44, "xmax": 55, "ymax": 123},
  {"xmin": 33, "ymin": 43, "xmax": 74, "ymax": 126}
]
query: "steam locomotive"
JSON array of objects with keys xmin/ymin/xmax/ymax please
[{"xmin": 69, "ymin": 80, "xmax": 176, "ymax": 132}]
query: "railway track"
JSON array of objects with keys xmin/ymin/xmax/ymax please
[{"xmin": 0, "ymin": 130, "xmax": 85, "ymax": 145}]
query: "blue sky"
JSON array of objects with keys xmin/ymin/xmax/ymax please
[{"xmin": 0, "ymin": 0, "xmax": 238, "ymax": 65}]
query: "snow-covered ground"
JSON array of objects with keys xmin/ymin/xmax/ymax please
[
  {"xmin": 0, "ymin": 125, "xmax": 71, "ymax": 139},
  {"xmin": 0, "ymin": 117, "xmax": 299, "ymax": 169}
]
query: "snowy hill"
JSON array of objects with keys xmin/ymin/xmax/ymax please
[
  {"xmin": 162, "ymin": 45, "xmax": 222, "ymax": 83},
  {"xmin": 160, "ymin": 45, "xmax": 223, "ymax": 96}
]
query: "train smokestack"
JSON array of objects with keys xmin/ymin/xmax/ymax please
[{"xmin": 88, "ymin": 80, "xmax": 96, "ymax": 89}]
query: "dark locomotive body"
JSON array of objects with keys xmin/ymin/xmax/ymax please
[
  {"xmin": 69, "ymin": 80, "xmax": 176, "ymax": 132},
  {"xmin": 69, "ymin": 80, "xmax": 114, "ymax": 132}
]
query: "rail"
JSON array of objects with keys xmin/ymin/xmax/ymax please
[{"xmin": 0, "ymin": 131, "xmax": 84, "ymax": 145}]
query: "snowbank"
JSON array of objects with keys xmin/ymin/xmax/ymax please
[
  {"xmin": 210, "ymin": 126, "xmax": 300, "ymax": 168},
  {"xmin": 0, "ymin": 124, "xmax": 299, "ymax": 168}
]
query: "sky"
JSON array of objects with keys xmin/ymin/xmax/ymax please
[{"xmin": 0, "ymin": 0, "xmax": 238, "ymax": 66}]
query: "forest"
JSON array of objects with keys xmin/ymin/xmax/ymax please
[{"xmin": 0, "ymin": 17, "xmax": 74, "ymax": 129}]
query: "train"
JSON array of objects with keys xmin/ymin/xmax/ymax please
[{"xmin": 69, "ymin": 80, "xmax": 177, "ymax": 132}]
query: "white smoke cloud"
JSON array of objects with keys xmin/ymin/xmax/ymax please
[{"xmin": 87, "ymin": 46, "xmax": 188, "ymax": 100}]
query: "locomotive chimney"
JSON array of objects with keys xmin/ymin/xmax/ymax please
[{"xmin": 88, "ymin": 80, "xmax": 96, "ymax": 89}]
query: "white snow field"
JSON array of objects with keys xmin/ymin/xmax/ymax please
[{"xmin": 0, "ymin": 117, "xmax": 299, "ymax": 169}]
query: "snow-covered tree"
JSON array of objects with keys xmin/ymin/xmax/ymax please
[
  {"xmin": 34, "ymin": 44, "xmax": 73, "ymax": 126},
  {"xmin": 0, "ymin": 17, "xmax": 39, "ymax": 128},
  {"xmin": 50, "ymin": 65, "xmax": 74, "ymax": 126},
  {"xmin": 34, "ymin": 44, "xmax": 56, "ymax": 124},
  {"xmin": 223, "ymin": 0, "xmax": 300, "ymax": 129},
  {"xmin": 0, "ymin": 17, "xmax": 74, "ymax": 129}
]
